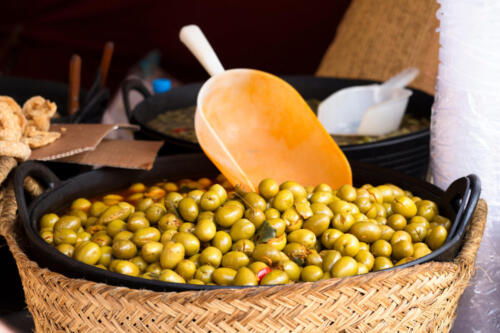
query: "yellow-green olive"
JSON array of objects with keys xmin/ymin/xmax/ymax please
[
  {"xmin": 113, "ymin": 230, "xmax": 134, "ymax": 242},
  {"xmin": 113, "ymin": 260, "xmax": 140, "ymax": 277},
  {"xmin": 416, "ymin": 200, "xmax": 438, "ymax": 221},
  {"xmin": 56, "ymin": 243, "xmax": 74, "ymax": 257},
  {"xmin": 175, "ymin": 259, "xmax": 197, "ymax": 280},
  {"xmin": 404, "ymin": 223, "xmax": 428, "ymax": 243},
  {"xmin": 160, "ymin": 241, "xmax": 185, "ymax": 269},
  {"xmin": 74, "ymin": 241, "xmax": 102, "ymax": 265},
  {"xmin": 366, "ymin": 203, "xmax": 387, "ymax": 219},
  {"xmin": 221, "ymin": 251, "xmax": 249, "ymax": 270},
  {"xmin": 392, "ymin": 240, "xmax": 414, "ymax": 260},
  {"xmin": 178, "ymin": 222, "xmax": 195, "ymax": 233},
  {"xmin": 357, "ymin": 263, "xmax": 369, "ymax": 275},
  {"xmin": 160, "ymin": 229, "xmax": 178, "ymax": 243},
  {"xmin": 89, "ymin": 201, "xmax": 108, "ymax": 217},
  {"xmin": 380, "ymin": 225, "xmax": 395, "ymax": 241},
  {"xmin": 367, "ymin": 187, "xmax": 384, "ymax": 204},
  {"xmin": 253, "ymin": 244, "xmax": 283, "ymax": 265},
  {"xmin": 145, "ymin": 203, "xmax": 166, "ymax": 224},
  {"xmin": 260, "ymin": 270, "xmax": 289, "ymax": 285},
  {"xmin": 426, "ymin": 225, "xmax": 448, "ymax": 250},
  {"xmin": 75, "ymin": 231, "xmax": 92, "ymax": 246},
  {"xmin": 177, "ymin": 197, "xmax": 198, "ymax": 222},
  {"xmin": 159, "ymin": 269, "xmax": 186, "ymax": 283},
  {"xmin": 141, "ymin": 241, "xmax": 164, "ymax": 263},
  {"xmin": 392, "ymin": 196, "xmax": 417, "ymax": 218},
  {"xmin": 303, "ymin": 214, "xmax": 330, "ymax": 236},
  {"xmin": 248, "ymin": 261, "xmax": 269, "ymax": 275},
  {"xmin": 187, "ymin": 279, "xmax": 205, "ymax": 285},
  {"xmin": 54, "ymin": 215, "xmax": 81, "ymax": 232},
  {"xmin": 349, "ymin": 221, "xmax": 382, "ymax": 243},
  {"xmin": 244, "ymin": 208, "xmax": 266, "ymax": 229},
  {"xmin": 355, "ymin": 197, "xmax": 372, "ymax": 214},
  {"xmin": 232, "ymin": 239, "xmax": 255, "ymax": 254},
  {"xmin": 283, "ymin": 242, "xmax": 308, "ymax": 262},
  {"xmin": 233, "ymin": 267, "xmax": 258, "ymax": 286},
  {"xmin": 98, "ymin": 246, "xmax": 112, "ymax": 267},
  {"xmin": 199, "ymin": 246, "xmax": 223, "ymax": 267},
  {"xmin": 331, "ymin": 213, "xmax": 355, "ymax": 232},
  {"xmin": 390, "ymin": 230, "xmax": 412, "ymax": 246},
  {"xmin": 258, "ymin": 178, "xmax": 279, "ymax": 199},
  {"xmin": 372, "ymin": 256, "xmax": 393, "ymax": 271},
  {"xmin": 301, "ymin": 265, "xmax": 323, "ymax": 282},
  {"xmin": 282, "ymin": 207, "xmax": 303, "ymax": 232},
  {"xmin": 106, "ymin": 219, "xmax": 127, "ymax": 237},
  {"xmin": 130, "ymin": 256, "xmax": 148, "ymax": 273},
  {"xmin": 321, "ymin": 228, "xmax": 343, "ymax": 249},
  {"xmin": 311, "ymin": 203, "xmax": 333, "ymax": 217},
  {"xmin": 40, "ymin": 213, "xmax": 59, "ymax": 230},
  {"xmin": 91, "ymin": 232, "xmax": 112, "ymax": 247},
  {"xmin": 333, "ymin": 234, "xmax": 360, "ymax": 257},
  {"xmin": 53, "ymin": 229, "xmax": 77, "ymax": 245},
  {"xmin": 212, "ymin": 267, "xmax": 237, "ymax": 285},
  {"xmin": 136, "ymin": 197, "xmax": 154, "ymax": 211},
  {"xmin": 331, "ymin": 256, "xmax": 358, "ymax": 277},
  {"xmin": 287, "ymin": 229, "xmax": 317, "ymax": 249},
  {"xmin": 172, "ymin": 232, "xmax": 200, "ymax": 256},
  {"xmin": 409, "ymin": 216, "xmax": 430, "ymax": 229},
  {"xmin": 273, "ymin": 189, "xmax": 294, "ymax": 212},
  {"xmin": 230, "ymin": 218, "xmax": 256, "ymax": 240},
  {"xmin": 337, "ymin": 184, "xmax": 357, "ymax": 202},
  {"xmin": 199, "ymin": 190, "xmax": 222, "ymax": 211},
  {"xmin": 432, "ymin": 215, "xmax": 452, "ymax": 231},
  {"xmin": 264, "ymin": 208, "xmax": 281, "ymax": 220},
  {"xmin": 209, "ymin": 184, "xmax": 228, "ymax": 203},
  {"xmin": 71, "ymin": 198, "xmax": 92, "ymax": 212},
  {"xmin": 164, "ymin": 192, "xmax": 183, "ymax": 208},
  {"xmin": 127, "ymin": 214, "xmax": 150, "ymax": 232},
  {"xmin": 310, "ymin": 191, "xmax": 334, "ymax": 205},
  {"xmin": 370, "ymin": 239, "xmax": 392, "ymax": 258},
  {"xmin": 355, "ymin": 250, "xmax": 375, "ymax": 271},
  {"xmin": 194, "ymin": 265, "xmax": 215, "ymax": 284},
  {"xmin": 280, "ymin": 181, "xmax": 307, "ymax": 201},
  {"xmin": 99, "ymin": 202, "xmax": 134, "ymax": 224},
  {"xmin": 158, "ymin": 213, "xmax": 182, "ymax": 232},
  {"xmin": 266, "ymin": 218, "xmax": 287, "ymax": 237},
  {"xmin": 305, "ymin": 250, "xmax": 323, "ymax": 267},
  {"xmin": 211, "ymin": 231, "xmax": 232, "ymax": 254},
  {"xmin": 215, "ymin": 205, "xmax": 244, "ymax": 228},
  {"xmin": 242, "ymin": 192, "xmax": 266, "ymax": 211},
  {"xmin": 133, "ymin": 227, "xmax": 161, "ymax": 247},
  {"xmin": 295, "ymin": 202, "xmax": 313, "ymax": 220},
  {"xmin": 322, "ymin": 250, "xmax": 342, "ymax": 272},
  {"xmin": 146, "ymin": 262, "xmax": 162, "ymax": 275},
  {"xmin": 112, "ymin": 239, "xmax": 137, "ymax": 259},
  {"xmin": 387, "ymin": 214, "xmax": 407, "ymax": 231}
]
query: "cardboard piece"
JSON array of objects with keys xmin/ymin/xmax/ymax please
[{"xmin": 56, "ymin": 139, "xmax": 164, "ymax": 170}]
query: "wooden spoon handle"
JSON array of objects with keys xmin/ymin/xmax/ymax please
[
  {"xmin": 68, "ymin": 54, "xmax": 81, "ymax": 115},
  {"xmin": 180, "ymin": 25, "xmax": 225, "ymax": 77},
  {"xmin": 100, "ymin": 41, "xmax": 114, "ymax": 86}
]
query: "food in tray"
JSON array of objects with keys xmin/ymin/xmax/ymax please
[
  {"xmin": 39, "ymin": 175, "xmax": 449, "ymax": 286},
  {"xmin": 146, "ymin": 100, "xmax": 429, "ymax": 146},
  {"xmin": 0, "ymin": 95, "xmax": 61, "ymax": 160}
]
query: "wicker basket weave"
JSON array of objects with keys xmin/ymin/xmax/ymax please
[{"xmin": 0, "ymin": 157, "xmax": 488, "ymax": 332}]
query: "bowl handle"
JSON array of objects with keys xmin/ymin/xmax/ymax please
[
  {"xmin": 440, "ymin": 174, "xmax": 481, "ymax": 242},
  {"xmin": 14, "ymin": 162, "xmax": 61, "ymax": 227},
  {"xmin": 121, "ymin": 78, "xmax": 152, "ymax": 121}
]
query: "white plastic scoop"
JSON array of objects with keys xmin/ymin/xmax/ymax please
[{"xmin": 317, "ymin": 68, "xmax": 419, "ymax": 136}]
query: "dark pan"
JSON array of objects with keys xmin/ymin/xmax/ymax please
[
  {"xmin": 122, "ymin": 76, "xmax": 433, "ymax": 179},
  {"xmin": 14, "ymin": 153, "xmax": 479, "ymax": 292}
]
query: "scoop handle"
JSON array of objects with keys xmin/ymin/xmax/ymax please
[
  {"xmin": 180, "ymin": 25, "xmax": 225, "ymax": 77},
  {"xmin": 381, "ymin": 67, "xmax": 419, "ymax": 90}
]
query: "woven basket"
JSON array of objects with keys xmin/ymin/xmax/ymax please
[
  {"xmin": 316, "ymin": 0, "xmax": 440, "ymax": 95},
  {"xmin": 0, "ymin": 158, "xmax": 488, "ymax": 332}
]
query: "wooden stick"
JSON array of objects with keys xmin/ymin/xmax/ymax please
[
  {"xmin": 100, "ymin": 41, "xmax": 114, "ymax": 86},
  {"xmin": 68, "ymin": 54, "xmax": 81, "ymax": 115}
]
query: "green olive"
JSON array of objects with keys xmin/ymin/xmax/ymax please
[
  {"xmin": 388, "ymin": 184, "xmax": 405, "ymax": 199},
  {"xmin": 370, "ymin": 239, "xmax": 392, "ymax": 258},
  {"xmin": 224, "ymin": 200, "xmax": 245, "ymax": 211},
  {"xmin": 355, "ymin": 250, "xmax": 375, "ymax": 271},
  {"xmin": 133, "ymin": 227, "xmax": 161, "ymax": 247},
  {"xmin": 409, "ymin": 216, "xmax": 430, "ymax": 229},
  {"xmin": 56, "ymin": 243, "xmax": 74, "ymax": 257},
  {"xmin": 197, "ymin": 211, "xmax": 215, "ymax": 222},
  {"xmin": 248, "ymin": 261, "xmax": 269, "ymax": 275},
  {"xmin": 187, "ymin": 189, "xmax": 204, "ymax": 205},
  {"xmin": 199, "ymin": 190, "xmax": 222, "ymax": 211},
  {"xmin": 159, "ymin": 269, "xmax": 186, "ymax": 283},
  {"xmin": 413, "ymin": 243, "xmax": 432, "ymax": 258},
  {"xmin": 287, "ymin": 229, "xmax": 317, "ymax": 249},
  {"xmin": 146, "ymin": 262, "xmax": 162, "ymax": 275},
  {"xmin": 280, "ymin": 181, "xmax": 307, "ymax": 201},
  {"xmin": 330, "ymin": 200, "xmax": 355, "ymax": 215},
  {"xmin": 301, "ymin": 265, "xmax": 323, "ymax": 282},
  {"xmin": 303, "ymin": 214, "xmax": 330, "ymax": 236},
  {"xmin": 106, "ymin": 219, "xmax": 127, "ymax": 237},
  {"xmin": 230, "ymin": 218, "xmax": 256, "ymax": 241},
  {"xmin": 321, "ymin": 228, "xmax": 343, "ymax": 249},
  {"xmin": 53, "ymin": 229, "xmax": 77, "ymax": 245},
  {"xmin": 390, "ymin": 230, "xmax": 412, "ymax": 246},
  {"xmin": 75, "ymin": 231, "xmax": 92, "ymax": 246},
  {"xmin": 112, "ymin": 239, "xmax": 137, "ymax": 259},
  {"xmin": 404, "ymin": 223, "xmax": 428, "ymax": 243},
  {"xmin": 89, "ymin": 201, "xmax": 108, "ymax": 217},
  {"xmin": 172, "ymin": 232, "xmax": 200, "ymax": 256},
  {"xmin": 212, "ymin": 267, "xmax": 237, "ymax": 285},
  {"xmin": 188, "ymin": 253, "xmax": 201, "ymax": 268},
  {"xmin": 264, "ymin": 208, "xmax": 281, "ymax": 220},
  {"xmin": 145, "ymin": 203, "xmax": 166, "ymax": 224},
  {"xmin": 358, "ymin": 242, "xmax": 369, "ymax": 252},
  {"xmin": 40, "ymin": 213, "xmax": 59, "ymax": 230},
  {"xmin": 392, "ymin": 240, "xmax": 414, "ymax": 260},
  {"xmin": 187, "ymin": 279, "xmax": 205, "ymax": 285},
  {"xmin": 392, "ymin": 196, "xmax": 417, "ymax": 218},
  {"xmin": 194, "ymin": 265, "xmax": 215, "ymax": 284},
  {"xmin": 215, "ymin": 205, "xmax": 244, "ymax": 228},
  {"xmin": 305, "ymin": 251, "xmax": 323, "ymax": 267},
  {"xmin": 331, "ymin": 213, "xmax": 355, "ymax": 232},
  {"xmin": 245, "ymin": 208, "xmax": 266, "ymax": 229},
  {"xmin": 99, "ymin": 202, "xmax": 134, "ymax": 224},
  {"xmin": 375, "ymin": 185, "xmax": 394, "ymax": 203},
  {"xmin": 355, "ymin": 197, "xmax": 372, "ymax": 214},
  {"xmin": 113, "ymin": 260, "xmax": 140, "ymax": 276},
  {"xmin": 366, "ymin": 203, "xmax": 387, "ymax": 219},
  {"xmin": 294, "ymin": 202, "xmax": 313, "ymax": 220},
  {"xmin": 74, "ymin": 241, "xmax": 101, "ymax": 265},
  {"xmin": 221, "ymin": 251, "xmax": 250, "ymax": 270},
  {"xmin": 416, "ymin": 200, "xmax": 438, "ymax": 221},
  {"xmin": 113, "ymin": 230, "xmax": 134, "ymax": 242},
  {"xmin": 209, "ymin": 184, "xmax": 228, "ymax": 204},
  {"xmin": 310, "ymin": 191, "xmax": 334, "ymax": 205},
  {"xmin": 71, "ymin": 198, "xmax": 92, "ymax": 212},
  {"xmin": 372, "ymin": 256, "xmax": 393, "ymax": 271},
  {"xmin": 282, "ymin": 207, "xmax": 303, "ymax": 232},
  {"xmin": 91, "ymin": 232, "xmax": 112, "ymax": 247},
  {"xmin": 98, "ymin": 246, "xmax": 112, "ymax": 267},
  {"xmin": 232, "ymin": 239, "xmax": 255, "ymax": 254},
  {"xmin": 349, "ymin": 221, "xmax": 382, "ymax": 243},
  {"xmin": 141, "ymin": 241, "xmax": 164, "ymax": 263},
  {"xmin": 127, "ymin": 214, "xmax": 150, "ymax": 232},
  {"xmin": 387, "ymin": 214, "xmax": 407, "ymax": 231},
  {"xmin": 160, "ymin": 241, "xmax": 185, "ymax": 269},
  {"xmin": 337, "ymin": 184, "xmax": 357, "ymax": 202},
  {"xmin": 322, "ymin": 250, "xmax": 342, "ymax": 272},
  {"xmin": 136, "ymin": 197, "xmax": 154, "ymax": 211},
  {"xmin": 265, "ymin": 218, "xmax": 287, "ymax": 237},
  {"xmin": 283, "ymin": 242, "xmax": 308, "ymax": 262},
  {"xmin": 432, "ymin": 215, "xmax": 452, "ymax": 231},
  {"xmin": 426, "ymin": 225, "xmax": 447, "ymax": 250},
  {"xmin": 54, "ymin": 215, "xmax": 81, "ymax": 232},
  {"xmin": 260, "ymin": 270, "xmax": 289, "ymax": 285},
  {"xmin": 241, "ymin": 192, "xmax": 266, "ymax": 211},
  {"xmin": 380, "ymin": 225, "xmax": 395, "ymax": 241},
  {"xmin": 164, "ymin": 192, "xmax": 183, "ymax": 209},
  {"xmin": 160, "ymin": 229, "xmax": 178, "ymax": 243},
  {"xmin": 331, "ymin": 256, "xmax": 358, "ymax": 277},
  {"xmin": 175, "ymin": 259, "xmax": 197, "ymax": 280},
  {"xmin": 253, "ymin": 244, "xmax": 283, "ymax": 265},
  {"xmin": 178, "ymin": 222, "xmax": 195, "ymax": 233},
  {"xmin": 258, "ymin": 178, "xmax": 279, "ymax": 199},
  {"xmin": 233, "ymin": 267, "xmax": 258, "ymax": 286},
  {"xmin": 311, "ymin": 203, "xmax": 333, "ymax": 217},
  {"xmin": 193, "ymin": 219, "xmax": 216, "ymax": 242},
  {"xmin": 177, "ymin": 197, "xmax": 199, "ymax": 222},
  {"xmin": 367, "ymin": 187, "xmax": 384, "ymax": 204},
  {"xmin": 130, "ymin": 256, "xmax": 148, "ymax": 273},
  {"xmin": 211, "ymin": 231, "xmax": 232, "ymax": 254},
  {"xmin": 273, "ymin": 189, "xmax": 294, "ymax": 212},
  {"xmin": 158, "ymin": 213, "xmax": 182, "ymax": 232},
  {"xmin": 333, "ymin": 234, "xmax": 360, "ymax": 257},
  {"xmin": 199, "ymin": 246, "xmax": 223, "ymax": 267}
]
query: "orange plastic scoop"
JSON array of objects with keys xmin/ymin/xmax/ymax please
[{"xmin": 180, "ymin": 25, "xmax": 351, "ymax": 191}]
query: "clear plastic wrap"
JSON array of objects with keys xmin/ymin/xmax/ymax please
[{"xmin": 432, "ymin": 1, "xmax": 500, "ymax": 331}]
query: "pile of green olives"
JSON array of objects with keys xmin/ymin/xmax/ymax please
[{"xmin": 38, "ymin": 175, "xmax": 451, "ymax": 286}]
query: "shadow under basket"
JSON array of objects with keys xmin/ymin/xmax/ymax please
[{"xmin": 0, "ymin": 181, "xmax": 488, "ymax": 332}]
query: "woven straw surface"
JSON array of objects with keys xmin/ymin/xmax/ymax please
[
  {"xmin": 0, "ymin": 161, "xmax": 487, "ymax": 333},
  {"xmin": 316, "ymin": 0, "xmax": 440, "ymax": 95}
]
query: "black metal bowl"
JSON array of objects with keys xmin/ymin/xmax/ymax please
[
  {"xmin": 14, "ymin": 153, "xmax": 479, "ymax": 293},
  {"xmin": 122, "ymin": 76, "xmax": 433, "ymax": 179}
]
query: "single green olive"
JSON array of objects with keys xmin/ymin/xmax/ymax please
[
  {"xmin": 260, "ymin": 270, "xmax": 289, "ymax": 285},
  {"xmin": 392, "ymin": 196, "xmax": 417, "ymax": 218},
  {"xmin": 224, "ymin": 200, "xmax": 245, "ymax": 211},
  {"xmin": 188, "ymin": 253, "xmax": 201, "ymax": 268},
  {"xmin": 409, "ymin": 216, "xmax": 430, "ymax": 229},
  {"xmin": 40, "ymin": 213, "xmax": 59, "ymax": 230},
  {"xmin": 432, "ymin": 215, "xmax": 452, "ymax": 231},
  {"xmin": 282, "ymin": 207, "xmax": 303, "ymax": 233},
  {"xmin": 54, "ymin": 215, "xmax": 81, "ymax": 232},
  {"xmin": 135, "ymin": 197, "xmax": 154, "ymax": 211},
  {"xmin": 310, "ymin": 191, "xmax": 334, "ymax": 205},
  {"xmin": 264, "ymin": 208, "xmax": 281, "ymax": 220},
  {"xmin": 301, "ymin": 265, "xmax": 323, "ymax": 282},
  {"xmin": 158, "ymin": 269, "xmax": 186, "ymax": 283},
  {"xmin": 132, "ymin": 227, "xmax": 161, "ymax": 247},
  {"xmin": 232, "ymin": 239, "xmax": 255, "ymax": 255},
  {"xmin": 392, "ymin": 240, "xmax": 414, "ymax": 260},
  {"xmin": 331, "ymin": 256, "xmax": 358, "ymax": 278},
  {"xmin": 426, "ymin": 225, "xmax": 448, "ymax": 250},
  {"xmin": 56, "ymin": 243, "xmax": 74, "ymax": 257},
  {"xmin": 89, "ymin": 201, "xmax": 108, "ymax": 217},
  {"xmin": 113, "ymin": 260, "xmax": 140, "ymax": 277},
  {"xmin": 244, "ymin": 208, "xmax": 266, "ymax": 229},
  {"xmin": 179, "ymin": 222, "xmax": 195, "ymax": 233},
  {"xmin": 349, "ymin": 221, "xmax": 382, "ymax": 243},
  {"xmin": 221, "ymin": 251, "xmax": 249, "ymax": 270},
  {"xmin": 187, "ymin": 279, "xmax": 205, "ymax": 285},
  {"xmin": 106, "ymin": 219, "xmax": 127, "ymax": 237},
  {"xmin": 337, "ymin": 184, "xmax": 357, "ymax": 202},
  {"xmin": 71, "ymin": 198, "xmax": 92, "ymax": 212},
  {"xmin": 280, "ymin": 181, "xmax": 307, "ymax": 201},
  {"xmin": 321, "ymin": 228, "xmax": 343, "ymax": 249},
  {"xmin": 380, "ymin": 225, "xmax": 395, "ymax": 242},
  {"xmin": 91, "ymin": 232, "xmax": 112, "ymax": 247},
  {"xmin": 113, "ymin": 230, "xmax": 134, "ymax": 243},
  {"xmin": 199, "ymin": 190, "xmax": 222, "ymax": 211},
  {"xmin": 212, "ymin": 231, "xmax": 232, "ymax": 254},
  {"xmin": 172, "ymin": 232, "xmax": 200, "ymax": 257},
  {"xmin": 178, "ymin": 197, "xmax": 199, "ymax": 222},
  {"xmin": 187, "ymin": 189, "xmax": 204, "ymax": 205},
  {"xmin": 230, "ymin": 218, "xmax": 256, "ymax": 241},
  {"xmin": 127, "ymin": 214, "xmax": 150, "ymax": 232},
  {"xmin": 287, "ymin": 229, "xmax": 317, "ymax": 249},
  {"xmin": 330, "ymin": 200, "xmax": 355, "ymax": 215},
  {"xmin": 273, "ymin": 189, "xmax": 294, "ymax": 212},
  {"xmin": 53, "ymin": 229, "xmax": 77, "ymax": 245},
  {"xmin": 370, "ymin": 239, "xmax": 392, "ymax": 258},
  {"xmin": 175, "ymin": 259, "xmax": 197, "ymax": 280},
  {"xmin": 354, "ymin": 250, "xmax": 374, "ymax": 270},
  {"xmin": 333, "ymin": 234, "xmax": 360, "ymax": 257},
  {"xmin": 98, "ymin": 246, "xmax": 112, "ymax": 267},
  {"xmin": 146, "ymin": 262, "xmax": 162, "ymax": 275},
  {"xmin": 265, "ymin": 218, "xmax": 287, "ymax": 238},
  {"xmin": 99, "ymin": 202, "xmax": 134, "ymax": 224},
  {"xmin": 358, "ymin": 241, "xmax": 370, "ymax": 252},
  {"xmin": 194, "ymin": 218, "xmax": 217, "ymax": 242},
  {"xmin": 357, "ymin": 263, "xmax": 369, "ymax": 275},
  {"xmin": 366, "ymin": 203, "xmax": 387, "ymax": 219},
  {"xmin": 387, "ymin": 214, "xmax": 407, "ymax": 231},
  {"xmin": 331, "ymin": 213, "xmax": 355, "ymax": 232},
  {"xmin": 199, "ymin": 246, "xmax": 223, "ymax": 267},
  {"xmin": 294, "ymin": 202, "xmax": 313, "ymax": 220},
  {"xmin": 322, "ymin": 250, "xmax": 342, "ymax": 273},
  {"xmin": 212, "ymin": 267, "xmax": 237, "ymax": 285},
  {"xmin": 372, "ymin": 256, "xmax": 394, "ymax": 271},
  {"xmin": 248, "ymin": 261, "xmax": 269, "ymax": 275},
  {"xmin": 310, "ymin": 203, "xmax": 333, "ymax": 217},
  {"xmin": 273, "ymin": 260, "xmax": 299, "ymax": 281},
  {"xmin": 215, "ymin": 205, "xmax": 244, "ymax": 228},
  {"xmin": 233, "ymin": 267, "xmax": 258, "ymax": 286},
  {"xmin": 141, "ymin": 241, "xmax": 164, "ymax": 263},
  {"xmin": 145, "ymin": 203, "xmax": 166, "ymax": 224},
  {"xmin": 194, "ymin": 265, "xmax": 215, "ymax": 284},
  {"xmin": 253, "ymin": 244, "xmax": 283, "ymax": 265},
  {"xmin": 367, "ymin": 187, "xmax": 384, "ymax": 204},
  {"xmin": 160, "ymin": 241, "xmax": 185, "ymax": 269},
  {"xmin": 75, "ymin": 231, "xmax": 92, "ymax": 246},
  {"xmin": 130, "ymin": 256, "xmax": 148, "ymax": 273},
  {"xmin": 404, "ymin": 223, "xmax": 428, "ymax": 243},
  {"xmin": 390, "ymin": 230, "xmax": 413, "ymax": 246},
  {"xmin": 258, "ymin": 178, "xmax": 279, "ymax": 199},
  {"xmin": 209, "ymin": 184, "xmax": 228, "ymax": 204},
  {"xmin": 164, "ymin": 192, "xmax": 184, "ymax": 209},
  {"xmin": 305, "ymin": 251, "xmax": 323, "ymax": 267},
  {"xmin": 158, "ymin": 213, "xmax": 182, "ymax": 232},
  {"xmin": 303, "ymin": 214, "xmax": 330, "ymax": 236},
  {"xmin": 355, "ymin": 197, "xmax": 372, "ymax": 214},
  {"xmin": 74, "ymin": 241, "xmax": 102, "ymax": 265},
  {"xmin": 242, "ymin": 192, "xmax": 266, "ymax": 211},
  {"xmin": 283, "ymin": 242, "xmax": 308, "ymax": 262},
  {"xmin": 160, "ymin": 229, "xmax": 178, "ymax": 243},
  {"xmin": 112, "ymin": 239, "xmax": 137, "ymax": 259},
  {"xmin": 416, "ymin": 200, "xmax": 438, "ymax": 221}
]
